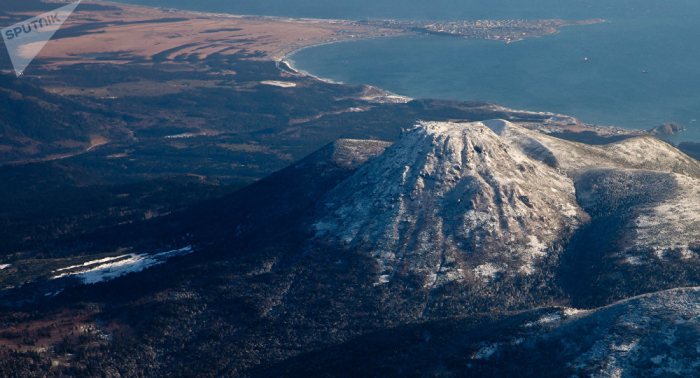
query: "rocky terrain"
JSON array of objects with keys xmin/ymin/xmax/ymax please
[{"xmin": 649, "ymin": 122, "xmax": 686, "ymax": 136}]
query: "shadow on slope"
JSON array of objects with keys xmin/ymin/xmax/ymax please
[{"xmin": 561, "ymin": 168, "xmax": 700, "ymax": 308}]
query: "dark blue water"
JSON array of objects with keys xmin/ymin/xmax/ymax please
[
  {"xmin": 105, "ymin": 0, "xmax": 694, "ymax": 21},
  {"xmin": 109, "ymin": 0, "xmax": 700, "ymax": 141}
]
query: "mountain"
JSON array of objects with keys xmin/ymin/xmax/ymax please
[
  {"xmin": 312, "ymin": 120, "xmax": 700, "ymax": 309},
  {"xmin": 315, "ymin": 121, "xmax": 587, "ymax": 287},
  {"xmin": 3, "ymin": 119, "xmax": 700, "ymax": 376}
]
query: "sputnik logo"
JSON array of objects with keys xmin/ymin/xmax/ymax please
[{"xmin": 1, "ymin": 1, "xmax": 81, "ymax": 77}]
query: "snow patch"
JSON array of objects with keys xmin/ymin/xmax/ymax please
[
  {"xmin": 56, "ymin": 255, "xmax": 128, "ymax": 272},
  {"xmin": 525, "ymin": 312, "xmax": 562, "ymax": 327},
  {"xmin": 611, "ymin": 340, "xmax": 637, "ymax": 353},
  {"xmin": 624, "ymin": 255, "xmax": 643, "ymax": 265},
  {"xmin": 527, "ymin": 235, "xmax": 547, "ymax": 254},
  {"xmin": 564, "ymin": 308, "xmax": 584, "ymax": 317},
  {"xmin": 473, "ymin": 338, "xmax": 525, "ymax": 361},
  {"xmin": 474, "ymin": 343, "xmax": 499, "ymax": 360},
  {"xmin": 164, "ymin": 133, "xmax": 205, "ymax": 139},
  {"xmin": 473, "ymin": 263, "xmax": 501, "ymax": 281},
  {"xmin": 52, "ymin": 246, "xmax": 192, "ymax": 284},
  {"xmin": 261, "ymin": 80, "xmax": 297, "ymax": 88}
]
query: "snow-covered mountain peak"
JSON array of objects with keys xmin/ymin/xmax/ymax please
[{"xmin": 315, "ymin": 120, "xmax": 586, "ymax": 286}]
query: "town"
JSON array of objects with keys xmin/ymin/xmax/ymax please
[{"xmin": 357, "ymin": 18, "xmax": 604, "ymax": 42}]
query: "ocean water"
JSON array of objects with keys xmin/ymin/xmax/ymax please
[{"xmin": 109, "ymin": 0, "xmax": 700, "ymax": 141}]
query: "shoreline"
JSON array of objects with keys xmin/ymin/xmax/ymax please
[
  {"xmin": 281, "ymin": 37, "xmax": 416, "ymax": 104},
  {"xmin": 279, "ymin": 39, "xmax": 354, "ymax": 85},
  {"xmin": 281, "ymin": 36, "xmax": 385, "ymax": 85},
  {"xmin": 38, "ymin": 1, "xmax": 674, "ymax": 139},
  {"xmin": 274, "ymin": 24, "xmax": 690, "ymax": 140},
  {"xmin": 92, "ymin": 1, "xmax": 606, "ymax": 109}
]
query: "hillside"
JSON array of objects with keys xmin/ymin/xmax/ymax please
[
  {"xmin": 4, "ymin": 119, "xmax": 700, "ymax": 376},
  {"xmin": 0, "ymin": 75, "xmax": 119, "ymax": 162},
  {"xmin": 256, "ymin": 287, "xmax": 700, "ymax": 377},
  {"xmin": 315, "ymin": 121, "xmax": 586, "ymax": 287},
  {"xmin": 486, "ymin": 119, "xmax": 700, "ymax": 178}
]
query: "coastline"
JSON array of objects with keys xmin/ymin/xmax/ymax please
[
  {"xmin": 277, "ymin": 35, "xmax": 638, "ymax": 135},
  {"xmin": 279, "ymin": 39, "xmax": 353, "ymax": 85},
  {"xmin": 94, "ymin": 1, "xmax": 605, "ymax": 89},
  {"xmin": 275, "ymin": 22, "xmax": 689, "ymax": 140},
  {"xmin": 26, "ymin": 1, "xmax": 664, "ymax": 139},
  {"xmin": 94, "ymin": 0, "xmax": 412, "ymax": 62},
  {"xmin": 281, "ymin": 36, "xmax": 391, "ymax": 85},
  {"xmin": 282, "ymin": 38, "xmax": 417, "ymax": 104}
]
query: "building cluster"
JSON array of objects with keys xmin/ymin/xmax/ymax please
[{"xmin": 357, "ymin": 19, "xmax": 564, "ymax": 42}]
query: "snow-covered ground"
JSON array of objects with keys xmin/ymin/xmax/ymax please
[
  {"xmin": 487, "ymin": 119, "xmax": 700, "ymax": 262},
  {"xmin": 315, "ymin": 120, "xmax": 585, "ymax": 286},
  {"xmin": 473, "ymin": 263, "xmax": 501, "ymax": 281},
  {"xmin": 474, "ymin": 343, "xmax": 499, "ymax": 360},
  {"xmin": 52, "ymin": 246, "xmax": 193, "ymax": 284},
  {"xmin": 486, "ymin": 119, "xmax": 700, "ymax": 179},
  {"xmin": 525, "ymin": 312, "xmax": 562, "ymax": 327},
  {"xmin": 630, "ymin": 174, "xmax": 700, "ymax": 258},
  {"xmin": 314, "ymin": 120, "xmax": 700, "ymax": 287},
  {"xmin": 562, "ymin": 288, "xmax": 700, "ymax": 376},
  {"xmin": 261, "ymin": 80, "xmax": 297, "ymax": 88},
  {"xmin": 464, "ymin": 289, "xmax": 700, "ymax": 376}
]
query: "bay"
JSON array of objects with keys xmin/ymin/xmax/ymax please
[{"xmin": 109, "ymin": 0, "xmax": 700, "ymax": 141}]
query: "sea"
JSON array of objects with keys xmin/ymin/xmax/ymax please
[{"xmin": 108, "ymin": 0, "xmax": 700, "ymax": 142}]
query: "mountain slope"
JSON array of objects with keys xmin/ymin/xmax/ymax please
[
  {"xmin": 311, "ymin": 120, "xmax": 700, "ymax": 310},
  {"xmin": 0, "ymin": 138, "xmax": 392, "ymax": 301},
  {"xmin": 574, "ymin": 168, "xmax": 700, "ymax": 257},
  {"xmin": 315, "ymin": 121, "xmax": 587, "ymax": 287},
  {"xmin": 4, "ymin": 120, "xmax": 700, "ymax": 376},
  {"xmin": 256, "ymin": 287, "xmax": 700, "ymax": 377},
  {"xmin": 563, "ymin": 166, "xmax": 700, "ymax": 307},
  {"xmin": 466, "ymin": 287, "xmax": 700, "ymax": 377},
  {"xmin": 484, "ymin": 119, "xmax": 700, "ymax": 178},
  {"xmin": 480, "ymin": 120, "xmax": 700, "ymax": 306},
  {"xmin": 0, "ymin": 74, "xmax": 123, "ymax": 162}
]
